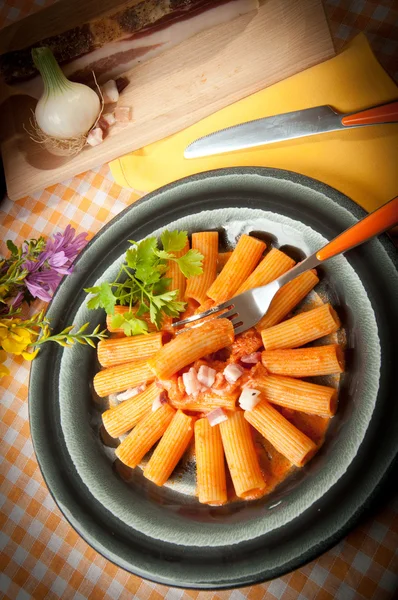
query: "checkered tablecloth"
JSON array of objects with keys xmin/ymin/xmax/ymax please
[{"xmin": 1, "ymin": 2, "xmax": 397, "ymax": 599}]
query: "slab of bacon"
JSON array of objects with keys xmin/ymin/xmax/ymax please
[{"xmin": 0, "ymin": 0, "xmax": 258, "ymax": 96}]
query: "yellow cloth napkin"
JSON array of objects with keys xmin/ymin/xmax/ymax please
[{"xmin": 110, "ymin": 34, "xmax": 398, "ymax": 213}]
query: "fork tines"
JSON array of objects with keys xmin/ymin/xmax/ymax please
[{"xmin": 172, "ymin": 299, "xmax": 235, "ymax": 329}]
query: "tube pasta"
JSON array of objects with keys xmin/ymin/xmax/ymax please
[
  {"xmin": 169, "ymin": 390, "xmax": 238, "ymax": 413},
  {"xmin": 219, "ymin": 411, "xmax": 266, "ymax": 499},
  {"xmin": 250, "ymin": 373, "xmax": 338, "ymax": 416},
  {"xmin": 260, "ymin": 303, "xmax": 340, "ymax": 350},
  {"xmin": 217, "ymin": 252, "xmax": 232, "ymax": 272},
  {"xmin": 261, "ymin": 345, "xmax": 344, "ymax": 378},
  {"xmin": 148, "ymin": 318, "xmax": 234, "ymax": 379},
  {"xmin": 185, "ymin": 232, "xmax": 218, "ymax": 305},
  {"xmin": 98, "ymin": 332, "xmax": 163, "ymax": 367},
  {"xmin": 245, "ymin": 400, "xmax": 317, "ymax": 467},
  {"xmin": 144, "ymin": 410, "xmax": 195, "ymax": 486},
  {"xmin": 94, "ymin": 230, "xmax": 344, "ymax": 504},
  {"xmin": 206, "ymin": 235, "xmax": 266, "ymax": 303},
  {"xmin": 93, "ymin": 358, "xmax": 154, "ymax": 397},
  {"xmin": 102, "ymin": 382, "xmax": 159, "ymax": 438},
  {"xmin": 236, "ymin": 248, "xmax": 295, "ymax": 294},
  {"xmin": 166, "ymin": 241, "xmax": 189, "ymax": 301},
  {"xmin": 255, "ymin": 270, "xmax": 319, "ymax": 331},
  {"xmin": 115, "ymin": 403, "xmax": 175, "ymax": 468},
  {"xmin": 195, "ymin": 418, "xmax": 227, "ymax": 505}
]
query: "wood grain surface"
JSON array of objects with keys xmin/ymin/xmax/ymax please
[{"xmin": 0, "ymin": 0, "xmax": 335, "ymax": 200}]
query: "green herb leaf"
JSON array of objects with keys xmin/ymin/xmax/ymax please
[
  {"xmin": 162, "ymin": 300, "xmax": 186, "ymax": 317},
  {"xmin": 154, "ymin": 249, "xmax": 173, "ymax": 261},
  {"xmin": 152, "ymin": 277, "xmax": 172, "ymax": 295},
  {"xmin": 136, "ymin": 237, "xmax": 158, "ymax": 268},
  {"xmin": 135, "ymin": 264, "xmax": 162, "ymax": 285},
  {"xmin": 111, "ymin": 312, "xmax": 148, "ymax": 336},
  {"xmin": 136, "ymin": 302, "xmax": 150, "ymax": 316},
  {"xmin": 161, "ymin": 230, "xmax": 188, "ymax": 253},
  {"xmin": 110, "ymin": 314, "xmax": 125, "ymax": 329},
  {"xmin": 85, "ymin": 282, "xmax": 117, "ymax": 314},
  {"xmin": 83, "ymin": 231, "xmax": 202, "ymax": 335},
  {"xmin": 6, "ymin": 240, "xmax": 18, "ymax": 256},
  {"xmin": 122, "ymin": 312, "xmax": 149, "ymax": 336},
  {"xmin": 175, "ymin": 249, "xmax": 204, "ymax": 278},
  {"xmin": 125, "ymin": 248, "xmax": 137, "ymax": 269}
]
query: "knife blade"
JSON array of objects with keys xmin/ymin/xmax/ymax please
[{"xmin": 184, "ymin": 102, "xmax": 398, "ymax": 159}]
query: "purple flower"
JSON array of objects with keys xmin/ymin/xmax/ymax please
[
  {"xmin": 25, "ymin": 279, "xmax": 53, "ymax": 302},
  {"xmin": 24, "ymin": 225, "xmax": 88, "ymax": 302},
  {"xmin": 0, "ymin": 290, "xmax": 25, "ymax": 316}
]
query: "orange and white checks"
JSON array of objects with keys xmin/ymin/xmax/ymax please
[{"xmin": 1, "ymin": 1, "xmax": 397, "ymax": 599}]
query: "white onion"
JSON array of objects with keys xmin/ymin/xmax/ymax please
[
  {"xmin": 223, "ymin": 363, "xmax": 245, "ymax": 384},
  {"xmin": 116, "ymin": 383, "xmax": 146, "ymax": 401},
  {"xmin": 197, "ymin": 365, "xmax": 216, "ymax": 388},
  {"xmin": 152, "ymin": 392, "xmax": 167, "ymax": 412},
  {"xmin": 206, "ymin": 408, "xmax": 228, "ymax": 427},
  {"xmin": 108, "ymin": 393, "xmax": 118, "ymax": 407},
  {"xmin": 32, "ymin": 47, "xmax": 100, "ymax": 139},
  {"xmin": 239, "ymin": 388, "xmax": 261, "ymax": 411},
  {"xmin": 241, "ymin": 352, "xmax": 262, "ymax": 364},
  {"xmin": 182, "ymin": 367, "xmax": 201, "ymax": 397},
  {"xmin": 209, "ymin": 388, "xmax": 228, "ymax": 396}
]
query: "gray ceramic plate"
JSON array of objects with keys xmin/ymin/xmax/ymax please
[{"xmin": 29, "ymin": 168, "xmax": 398, "ymax": 589}]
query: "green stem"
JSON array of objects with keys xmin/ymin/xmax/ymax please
[
  {"xmin": 121, "ymin": 266, "xmax": 150, "ymax": 299},
  {"xmin": 32, "ymin": 47, "xmax": 71, "ymax": 96}
]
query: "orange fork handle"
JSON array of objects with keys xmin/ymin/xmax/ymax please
[
  {"xmin": 341, "ymin": 100, "xmax": 398, "ymax": 127},
  {"xmin": 316, "ymin": 197, "xmax": 398, "ymax": 262}
]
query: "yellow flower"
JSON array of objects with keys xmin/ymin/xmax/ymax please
[
  {"xmin": 0, "ymin": 349, "xmax": 10, "ymax": 378},
  {"xmin": 0, "ymin": 318, "xmax": 39, "ymax": 356}
]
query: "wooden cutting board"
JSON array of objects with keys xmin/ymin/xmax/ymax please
[{"xmin": 0, "ymin": 0, "xmax": 335, "ymax": 200}]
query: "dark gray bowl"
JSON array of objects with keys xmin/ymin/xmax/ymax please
[{"xmin": 29, "ymin": 167, "xmax": 398, "ymax": 589}]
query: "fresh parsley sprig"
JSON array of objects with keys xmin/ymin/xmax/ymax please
[{"xmin": 84, "ymin": 230, "xmax": 203, "ymax": 335}]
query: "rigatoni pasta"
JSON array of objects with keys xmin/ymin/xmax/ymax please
[
  {"xmin": 144, "ymin": 410, "xmax": 195, "ymax": 486},
  {"xmin": 206, "ymin": 234, "xmax": 266, "ymax": 303},
  {"xmin": 235, "ymin": 248, "xmax": 295, "ymax": 294},
  {"xmin": 166, "ymin": 241, "xmax": 189, "ymax": 301},
  {"xmin": 98, "ymin": 332, "xmax": 163, "ymax": 367},
  {"xmin": 195, "ymin": 419, "xmax": 227, "ymax": 505},
  {"xmin": 255, "ymin": 270, "xmax": 319, "ymax": 331},
  {"xmin": 94, "ymin": 358, "xmax": 154, "ymax": 397},
  {"xmin": 115, "ymin": 403, "xmax": 175, "ymax": 468},
  {"xmin": 249, "ymin": 373, "xmax": 338, "ymax": 416},
  {"xmin": 94, "ymin": 228, "xmax": 345, "ymax": 507},
  {"xmin": 260, "ymin": 303, "xmax": 341, "ymax": 350},
  {"xmin": 219, "ymin": 411, "xmax": 266, "ymax": 499},
  {"xmin": 148, "ymin": 318, "xmax": 234, "ymax": 379},
  {"xmin": 185, "ymin": 232, "xmax": 218, "ymax": 305},
  {"xmin": 217, "ymin": 251, "xmax": 232, "ymax": 272},
  {"xmin": 102, "ymin": 382, "xmax": 159, "ymax": 438},
  {"xmin": 168, "ymin": 390, "xmax": 238, "ymax": 413},
  {"xmin": 261, "ymin": 345, "xmax": 344, "ymax": 377},
  {"xmin": 245, "ymin": 400, "xmax": 317, "ymax": 467}
]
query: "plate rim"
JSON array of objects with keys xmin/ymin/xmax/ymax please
[{"xmin": 28, "ymin": 166, "xmax": 398, "ymax": 588}]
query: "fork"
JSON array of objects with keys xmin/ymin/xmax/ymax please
[{"xmin": 173, "ymin": 196, "xmax": 398, "ymax": 335}]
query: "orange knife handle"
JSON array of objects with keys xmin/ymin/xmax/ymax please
[
  {"xmin": 341, "ymin": 100, "xmax": 398, "ymax": 127},
  {"xmin": 316, "ymin": 197, "xmax": 398, "ymax": 262}
]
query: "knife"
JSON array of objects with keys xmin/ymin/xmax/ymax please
[{"xmin": 184, "ymin": 100, "xmax": 398, "ymax": 159}]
